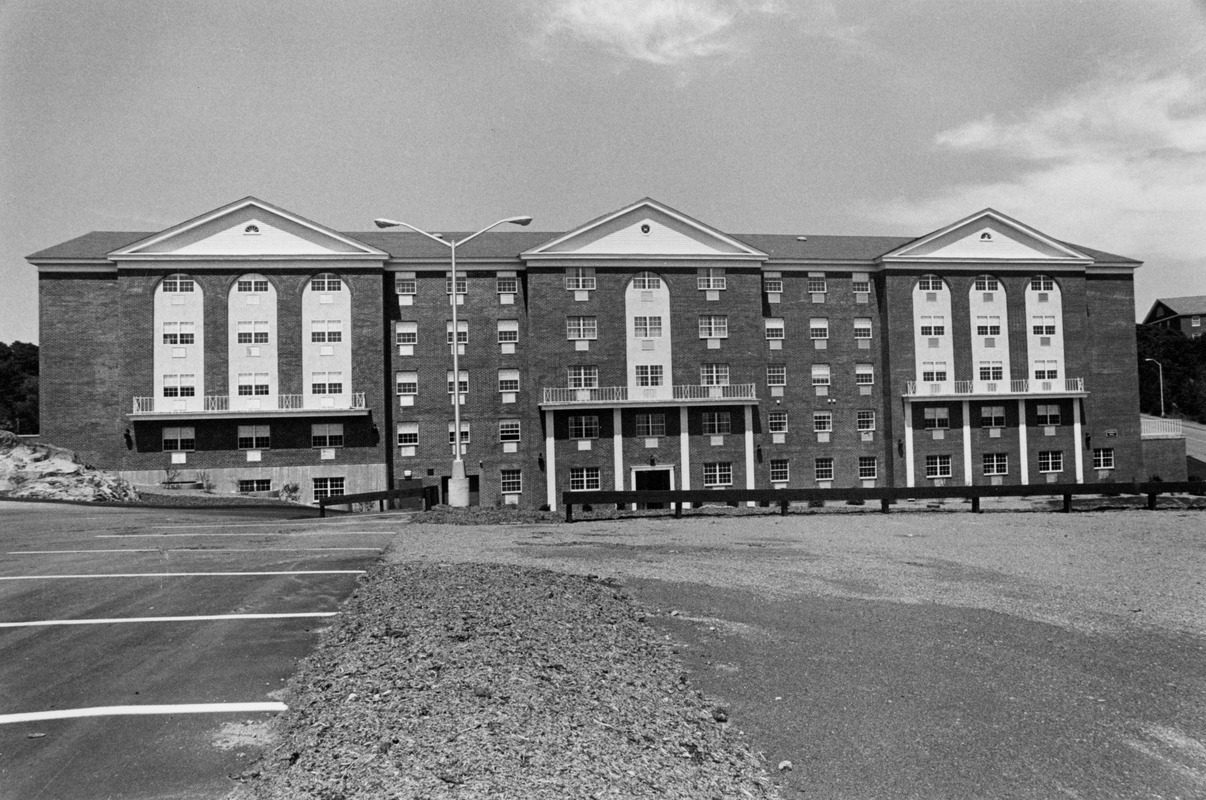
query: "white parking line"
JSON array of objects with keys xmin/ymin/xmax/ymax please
[
  {"xmin": 0, "ymin": 612, "xmax": 338, "ymax": 628},
  {"xmin": 0, "ymin": 702, "xmax": 289, "ymax": 725},
  {"xmin": 8, "ymin": 548, "xmax": 383, "ymax": 555},
  {"xmin": 150, "ymin": 518, "xmax": 401, "ymax": 529},
  {"xmin": 97, "ymin": 531, "xmax": 391, "ymax": 538},
  {"xmin": 0, "ymin": 570, "xmax": 366, "ymax": 580}
]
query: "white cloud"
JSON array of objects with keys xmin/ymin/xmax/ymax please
[{"xmin": 868, "ymin": 67, "xmax": 1206, "ymax": 267}]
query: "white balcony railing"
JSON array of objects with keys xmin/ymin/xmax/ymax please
[
  {"xmin": 541, "ymin": 383, "xmax": 758, "ymax": 406},
  {"xmin": 131, "ymin": 392, "xmax": 366, "ymax": 415},
  {"xmin": 1140, "ymin": 417, "xmax": 1184, "ymax": 438},
  {"xmin": 904, "ymin": 378, "xmax": 1085, "ymax": 398}
]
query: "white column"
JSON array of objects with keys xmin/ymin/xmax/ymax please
[
  {"xmin": 962, "ymin": 400, "xmax": 973, "ymax": 485},
  {"xmin": 744, "ymin": 405, "xmax": 755, "ymax": 506},
  {"xmin": 544, "ymin": 410, "xmax": 557, "ymax": 511},
  {"xmin": 904, "ymin": 403, "xmax": 915, "ymax": 488},
  {"xmin": 613, "ymin": 408, "xmax": 624, "ymax": 490},
  {"xmin": 1072, "ymin": 399, "xmax": 1084, "ymax": 483},
  {"xmin": 679, "ymin": 406, "xmax": 690, "ymax": 489},
  {"xmin": 1017, "ymin": 399, "xmax": 1029, "ymax": 485}
]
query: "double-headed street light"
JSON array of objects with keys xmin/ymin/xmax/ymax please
[
  {"xmin": 373, "ymin": 214, "xmax": 533, "ymax": 507},
  {"xmin": 1144, "ymin": 357, "xmax": 1165, "ymax": 417}
]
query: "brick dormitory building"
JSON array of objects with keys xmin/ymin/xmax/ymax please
[{"xmin": 26, "ymin": 196, "xmax": 1155, "ymax": 508}]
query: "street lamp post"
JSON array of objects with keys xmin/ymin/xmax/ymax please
[
  {"xmin": 373, "ymin": 214, "xmax": 533, "ymax": 507},
  {"xmin": 1144, "ymin": 358, "xmax": 1165, "ymax": 417}
]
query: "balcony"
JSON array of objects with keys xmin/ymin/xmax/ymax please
[
  {"xmin": 129, "ymin": 392, "xmax": 368, "ymax": 420},
  {"xmin": 903, "ymin": 378, "xmax": 1086, "ymax": 400},
  {"xmin": 1140, "ymin": 416, "xmax": 1183, "ymax": 439},
  {"xmin": 541, "ymin": 383, "xmax": 759, "ymax": 408}
]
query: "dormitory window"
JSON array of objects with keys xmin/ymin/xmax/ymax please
[
  {"xmin": 636, "ymin": 413, "xmax": 666, "ymax": 437},
  {"xmin": 918, "ymin": 274, "xmax": 943, "ymax": 292},
  {"xmin": 570, "ymin": 466, "xmax": 601, "ymax": 491},
  {"xmin": 444, "ymin": 274, "xmax": 467, "ymax": 295},
  {"xmin": 698, "ymin": 315, "xmax": 729, "ymax": 339},
  {"xmin": 311, "ymin": 274, "xmax": 342, "ymax": 292},
  {"xmin": 809, "ymin": 318, "xmax": 829, "ymax": 340},
  {"xmin": 1036, "ymin": 404, "xmax": 1061, "ymax": 426},
  {"xmin": 979, "ymin": 362, "xmax": 1004, "ymax": 381},
  {"xmin": 238, "ymin": 479, "xmax": 272, "ymax": 493},
  {"xmin": 769, "ymin": 459, "xmax": 789, "ymax": 483},
  {"xmin": 763, "ymin": 276, "xmax": 783, "ymax": 294},
  {"xmin": 446, "ymin": 321, "xmax": 469, "ymax": 344},
  {"xmin": 852, "ymin": 273, "xmax": 871, "ymax": 294},
  {"xmin": 983, "ymin": 453, "xmax": 1008, "ymax": 476},
  {"xmin": 497, "ymin": 320, "xmax": 519, "ymax": 343},
  {"xmin": 811, "ymin": 365, "xmax": 830, "ymax": 386},
  {"xmin": 856, "ymin": 410, "xmax": 876, "ymax": 431},
  {"xmin": 1031, "ymin": 275, "xmax": 1055, "ymax": 291},
  {"xmin": 858, "ymin": 456, "xmax": 878, "ymax": 480},
  {"xmin": 395, "ymin": 274, "xmax": 417, "ymax": 295},
  {"xmin": 498, "ymin": 369, "xmax": 520, "ymax": 393},
  {"xmin": 925, "ymin": 455, "xmax": 952, "ymax": 479},
  {"xmin": 565, "ymin": 268, "xmax": 596, "ymax": 291},
  {"xmin": 309, "ymin": 320, "xmax": 342, "ymax": 343},
  {"xmin": 163, "ymin": 426, "xmax": 195, "ymax": 452},
  {"xmin": 497, "ymin": 274, "xmax": 518, "ymax": 294},
  {"xmin": 569, "ymin": 415, "xmax": 600, "ymax": 440},
  {"xmin": 923, "ymin": 407, "xmax": 950, "ymax": 430},
  {"xmin": 698, "ymin": 268, "xmax": 726, "ymax": 290},
  {"xmin": 807, "ymin": 275, "xmax": 827, "ymax": 294},
  {"xmin": 814, "ymin": 458, "xmax": 834, "ymax": 482},
  {"xmin": 813, "ymin": 412, "xmax": 832, "ymax": 433},
  {"xmin": 1034, "ymin": 361, "xmax": 1059, "ymax": 380},
  {"xmin": 982, "ymin": 405, "xmax": 1006, "ymax": 427},
  {"xmin": 974, "ymin": 275, "xmax": 999, "ymax": 292},
  {"xmin": 702, "ymin": 412, "xmax": 731, "ymax": 435},
  {"xmin": 768, "ymin": 411, "xmax": 788, "ymax": 433},
  {"xmin": 447, "ymin": 422, "xmax": 471, "ymax": 444},
  {"xmin": 922, "ymin": 362, "xmax": 947, "ymax": 382},
  {"xmin": 700, "ymin": 364, "xmax": 729, "ymax": 386},
  {"xmin": 238, "ymin": 373, "xmax": 269, "ymax": 396},
  {"xmin": 566, "ymin": 316, "xmax": 597, "ymax": 340},
  {"xmin": 162, "ymin": 374, "xmax": 196, "ymax": 397},
  {"xmin": 853, "ymin": 318, "xmax": 872, "ymax": 339},
  {"xmin": 633, "ymin": 316, "xmax": 663, "ymax": 338},
  {"xmin": 568, "ymin": 366, "xmax": 599, "ymax": 389},
  {"xmin": 397, "ymin": 423, "xmax": 418, "ymax": 446},
  {"xmin": 311, "ymin": 372, "xmax": 343, "ymax": 395},
  {"xmin": 632, "ymin": 271, "xmax": 660, "ymax": 290},
  {"xmin": 1093, "ymin": 448, "xmax": 1115, "ymax": 470},
  {"xmin": 920, "ymin": 316, "xmax": 945, "ymax": 336},
  {"xmin": 765, "ymin": 318, "xmax": 785, "ymax": 340},
  {"xmin": 396, "ymin": 372, "xmax": 418, "ymax": 395},
  {"xmin": 162, "ymin": 322, "xmax": 195, "ymax": 345},
  {"xmin": 446, "ymin": 371, "xmax": 469, "ymax": 394},
  {"xmin": 311, "ymin": 424, "xmax": 344, "ymax": 448},
  {"xmin": 1032, "ymin": 317, "xmax": 1057, "ymax": 336},
  {"xmin": 499, "ymin": 420, "xmax": 521, "ymax": 442},
  {"xmin": 395, "ymin": 322, "xmax": 417, "ymax": 345},
  {"xmin": 500, "ymin": 469, "xmax": 522, "ymax": 494},
  {"xmin": 239, "ymin": 321, "xmax": 270, "ymax": 344},
  {"xmin": 237, "ymin": 278, "xmax": 269, "ymax": 293},
  {"xmin": 237, "ymin": 425, "xmax": 270, "ymax": 450},
  {"xmin": 162, "ymin": 274, "xmax": 194, "ymax": 293},
  {"xmin": 703, "ymin": 462, "xmax": 733, "ymax": 487},
  {"xmin": 636, "ymin": 365, "xmax": 663, "ymax": 387},
  {"xmin": 976, "ymin": 317, "xmax": 1001, "ymax": 336},
  {"xmin": 1038, "ymin": 451, "xmax": 1063, "ymax": 473},
  {"xmin": 313, "ymin": 477, "xmax": 345, "ymax": 500},
  {"xmin": 1194, "ymin": 316, "xmax": 1202, "ymax": 328},
  {"xmin": 766, "ymin": 365, "xmax": 786, "ymax": 386},
  {"xmin": 855, "ymin": 364, "xmax": 874, "ymax": 385}
]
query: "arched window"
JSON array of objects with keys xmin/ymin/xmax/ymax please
[
  {"xmin": 631, "ymin": 271, "xmax": 661, "ymax": 290},
  {"xmin": 310, "ymin": 273, "xmax": 343, "ymax": 292},
  {"xmin": 917, "ymin": 274, "xmax": 944, "ymax": 292},
  {"xmin": 160, "ymin": 273, "xmax": 195, "ymax": 293},
  {"xmin": 243, "ymin": 224, "xmax": 260, "ymax": 235}
]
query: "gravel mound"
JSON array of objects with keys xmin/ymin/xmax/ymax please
[
  {"xmin": 0, "ymin": 429, "xmax": 137, "ymax": 502},
  {"xmin": 240, "ymin": 563, "xmax": 779, "ymax": 799}
]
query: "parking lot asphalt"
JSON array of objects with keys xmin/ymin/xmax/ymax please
[{"xmin": 0, "ymin": 501, "xmax": 395, "ymax": 800}]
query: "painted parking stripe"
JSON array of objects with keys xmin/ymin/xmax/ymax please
[
  {"xmin": 0, "ymin": 570, "xmax": 366, "ymax": 580},
  {"xmin": 8, "ymin": 548, "xmax": 383, "ymax": 555},
  {"xmin": 0, "ymin": 612, "xmax": 337, "ymax": 628},
  {"xmin": 150, "ymin": 518, "xmax": 401, "ymax": 530},
  {"xmin": 0, "ymin": 702, "xmax": 289, "ymax": 725},
  {"xmin": 97, "ymin": 531, "xmax": 391, "ymax": 538}
]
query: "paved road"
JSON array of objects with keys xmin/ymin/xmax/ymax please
[
  {"xmin": 1181, "ymin": 418, "xmax": 1206, "ymax": 462},
  {"xmin": 0, "ymin": 501, "xmax": 396, "ymax": 800}
]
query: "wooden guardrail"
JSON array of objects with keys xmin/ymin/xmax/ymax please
[
  {"xmin": 318, "ymin": 484, "xmax": 430, "ymax": 517},
  {"xmin": 561, "ymin": 481, "xmax": 1204, "ymax": 522}
]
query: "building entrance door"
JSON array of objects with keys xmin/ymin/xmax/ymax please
[{"xmin": 635, "ymin": 468, "xmax": 672, "ymax": 509}]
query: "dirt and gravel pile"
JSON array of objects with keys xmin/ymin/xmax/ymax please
[
  {"xmin": 240, "ymin": 563, "xmax": 779, "ymax": 799},
  {"xmin": 0, "ymin": 430, "xmax": 137, "ymax": 502}
]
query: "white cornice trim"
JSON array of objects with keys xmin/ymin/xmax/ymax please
[{"xmin": 881, "ymin": 208, "xmax": 1094, "ymax": 262}]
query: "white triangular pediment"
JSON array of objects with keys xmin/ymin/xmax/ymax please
[
  {"xmin": 110, "ymin": 197, "xmax": 385, "ymax": 259},
  {"xmin": 884, "ymin": 210, "xmax": 1091, "ymax": 263},
  {"xmin": 524, "ymin": 199, "xmax": 764, "ymax": 260}
]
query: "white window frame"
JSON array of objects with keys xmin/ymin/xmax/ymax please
[
  {"xmin": 447, "ymin": 422, "xmax": 471, "ymax": 444},
  {"xmin": 498, "ymin": 369, "xmax": 520, "ymax": 393},
  {"xmin": 1038, "ymin": 450, "xmax": 1063, "ymax": 473},
  {"xmin": 311, "ymin": 423, "xmax": 344, "ymax": 448},
  {"xmin": 924, "ymin": 454, "xmax": 952, "ymax": 479},
  {"xmin": 394, "ymin": 272, "xmax": 417, "ymax": 295},
  {"xmin": 697, "ymin": 268, "xmax": 726, "ymax": 291},
  {"xmin": 765, "ymin": 318, "xmax": 785, "ymax": 340},
  {"xmin": 566, "ymin": 316, "xmax": 598, "ymax": 340},
  {"xmin": 395, "ymin": 321, "xmax": 418, "ymax": 346},
  {"xmin": 446, "ymin": 320, "xmax": 469, "ymax": 345},
  {"xmin": 811, "ymin": 364, "xmax": 831, "ymax": 386},
  {"xmin": 853, "ymin": 318, "xmax": 872, "ymax": 339},
  {"xmin": 855, "ymin": 364, "xmax": 874, "ymax": 385},
  {"xmin": 397, "ymin": 423, "xmax": 418, "ymax": 446},
  {"xmin": 923, "ymin": 407, "xmax": 950, "ymax": 430},
  {"xmin": 500, "ymin": 468, "xmax": 522, "ymax": 494},
  {"xmin": 446, "ymin": 370, "xmax": 469, "ymax": 395},
  {"xmin": 497, "ymin": 319, "xmax": 519, "ymax": 343},
  {"xmin": 163, "ymin": 426, "xmax": 195, "ymax": 452},
  {"xmin": 814, "ymin": 457, "xmax": 834, "ymax": 482},
  {"xmin": 636, "ymin": 413, "xmax": 666, "ymax": 437},
  {"xmin": 565, "ymin": 267, "xmax": 596, "ymax": 291},
  {"xmin": 983, "ymin": 453, "xmax": 1009, "ymax": 476},
  {"xmin": 981, "ymin": 405, "xmax": 1006, "ymax": 427},
  {"xmin": 1092, "ymin": 448, "xmax": 1115, "ymax": 470},
  {"xmin": 569, "ymin": 415, "xmax": 600, "ymax": 440},
  {"xmin": 569, "ymin": 466, "xmax": 601, "ymax": 491},
  {"xmin": 809, "ymin": 318, "xmax": 829, "ymax": 340},
  {"xmin": 768, "ymin": 410, "xmax": 788, "ymax": 433},
  {"xmin": 856, "ymin": 410, "xmax": 876, "ymax": 431},
  {"xmin": 498, "ymin": 419, "xmax": 521, "ymax": 442},
  {"xmin": 700, "ymin": 364, "xmax": 729, "ymax": 386},
  {"xmin": 766, "ymin": 365, "xmax": 786, "ymax": 386},
  {"xmin": 312, "ymin": 477, "xmax": 345, "ymax": 500},
  {"xmin": 813, "ymin": 412, "xmax": 832, "ymax": 433},
  {"xmin": 858, "ymin": 456, "xmax": 877, "ymax": 480},
  {"xmin": 396, "ymin": 371, "xmax": 418, "ymax": 395},
  {"xmin": 635, "ymin": 365, "xmax": 663, "ymax": 387},
  {"xmin": 769, "ymin": 459, "xmax": 790, "ymax": 483},
  {"xmin": 633, "ymin": 316, "xmax": 663, "ymax": 338},
  {"xmin": 702, "ymin": 412, "xmax": 731, "ymax": 435},
  {"xmin": 568, "ymin": 366, "xmax": 599, "ymax": 389},
  {"xmin": 698, "ymin": 315, "xmax": 729, "ymax": 339},
  {"xmin": 237, "ymin": 424, "xmax": 270, "ymax": 450},
  {"xmin": 703, "ymin": 462, "xmax": 733, "ymax": 488}
]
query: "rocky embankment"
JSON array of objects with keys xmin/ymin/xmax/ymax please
[{"xmin": 0, "ymin": 430, "xmax": 137, "ymax": 502}]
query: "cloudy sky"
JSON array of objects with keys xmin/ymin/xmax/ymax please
[{"xmin": 2, "ymin": 0, "xmax": 1204, "ymax": 343}]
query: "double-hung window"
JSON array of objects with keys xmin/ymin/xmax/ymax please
[
  {"xmin": 700, "ymin": 364, "xmax": 729, "ymax": 386},
  {"xmin": 814, "ymin": 457, "xmax": 834, "ymax": 481},
  {"xmin": 396, "ymin": 371, "xmax": 418, "ymax": 396},
  {"xmin": 925, "ymin": 455, "xmax": 952, "ymax": 478},
  {"xmin": 1093, "ymin": 448, "xmax": 1115, "ymax": 470},
  {"xmin": 979, "ymin": 362, "xmax": 1004, "ymax": 381},
  {"xmin": 809, "ymin": 318, "xmax": 829, "ymax": 340},
  {"xmin": 497, "ymin": 319, "xmax": 519, "ymax": 343},
  {"xmin": 636, "ymin": 413, "xmax": 665, "ymax": 437},
  {"xmin": 445, "ymin": 273, "xmax": 467, "ymax": 295},
  {"xmin": 766, "ymin": 365, "xmax": 786, "ymax": 386},
  {"xmin": 813, "ymin": 412, "xmax": 832, "ymax": 433},
  {"xmin": 311, "ymin": 371, "xmax": 343, "ymax": 395},
  {"xmin": 162, "ymin": 322, "xmax": 196, "ymax": 345},
  {"xmin": 565, "ymin": 267, "xmax": 596, "ymax": 291},
  {"xmin": 1031, "ymin": 275, "xmax": 1054, "ymax": 291},
  {"xmin": 396, "ymin": 423, "xmax": 418, "ymax": 447},
  {"xmin": 763, "ymin": 275, "xmax": 783, "ymax": 294},
  {"xmin": 1036, "ymin": 404, "xmax": 1061, "ymax": 426},
  {"xmin": 498, "ymin": 419, "xmax": 521, "ymax": 442},
  {"xmin": 768, "ymin": 411, "xmax": 788, "ymax": 433},
  {"xmin": 395, "ymin": 321, "xmax": 417, "ymax": 346},
  {"xmin": 161, "ymin": 274, "xmax": 194, "ymax": 293},
  {"xmin": 237, "ymin": 425, "xmax": 270, "ymax": 450},
  {"xmin": 769, "ymin": 459, "xmax": 789, "ymax": 483},
  {"xmin": 313, "ymin": 477, "xmax": 345, "ymax": 499},
  {"xmin": 496, "ymin": 273, "xmax": 518, "ymax": 294},
  {"xmin": 1034, "ymin": 360, "xmax": 1059, "ymax": 380},
  {"xmin": 238, "ymin": 321, "xmax": 270, "ymax": 344},
  {"xmin": 569, "ymin": 415, "xmax": 599, "ymax": 439},
  {"xmin": 237, "ymin": 277, "xmax": 269, "ymax": 293},
  {"xmin": 163, "ymin": 426, "xmax": 195, "ymax": 452},
  {"xmin": 922, "ymin": 362, "xmax": 948, "ymax": 382},
  {"xmin": 566, "ymin": 316, "xmax": 597, "ymax": 340},
  {"xmin": 446, "ymin": 370, "xmax": 469, "ymax": 395},
  {"xmin": 923, "ymin": 407, "xmax": 950, "ymax": 430},
  {"xmin": 811, "ymin": 364, "xmax": 831, "ymax": 387},
  {"xmin": 238, "ymin": 479, "xmax": 272, "ymax": 494},
  {"xmin": 807, "ymin": 274, "xmax": 827, "ymax": 294},
  {"xmin": 310, "ymin": 320, "xmax": 341, "ymax": 343},
  {"xmin": 498, "ymin": 369, "xmax": 520, "ymax": 393},
  {"xmin": 697, "ymin": 268, "xmax": 726, "ymax": 290},
  {"xmin": 632, "ymin": 272, "xmax": 660, "ymax": 289},
  {"xmin": 974, "ymin": 275, "xmax": 999, "ymax": 292},
  {"xmin": 920, "ymin": 315, "xmax": 946, "ymax": 336},
  {"xmin": 702, "ymin": 412, "xmax": 731, "ymax": 435},
  {"xmin": 981, "ymin": 405, "xmax": 1006, "ymax": 427},
  {"xmin": 983, "ymin": 453, "xmax": 1008, "ymax": 476},
  {"xmin": 856, "ymin": 410, "xmax": 876, "ymax": 431},
  {"xmin": 394, "ymin": 273, "xmax": 417, "ymax": 296},
  {"xmin": 703, "ymin": 462, "xmax": 733, "ymax": 487},
  {"xmin": 570, "ymin": 466, "xmax": 601, "ymax": 491},
  {"xmin": 633, "ymin": 316, "xmax": 662, "ymax": 338},
  {"xmin": 1032, "ymin": 316, "xmax": 1057, "ymax": 336},
  {"xmin": 448, "ymin": 422, "xmax": 471, "ymax": 444},
  {"xmin": 698, "ymin": 315, "xmax": 728, "ymax": 339},
  {"xmin": 853, "ymin": 318, "xmax": 872, "ymax": 340},
  {"xmin": 238, "ymin": 373, "xmax": 269, "ymax": 396},
  {"xmin": 311, "ymin": 274, "xmax": 342, "ymax": 292},
  {"xmin": 858, "ymin": 456, "xmax": 878, "ymax": 480},
  {"xmin": 976, "ymin": 316, "xmax": 1001, "ymax": 336},
  {"xmin": 568, "ymin": 366, "xmax": 598, "ymax": 389},
  {"xmin": 163, "ymin": 373, "xmax": 196, "ymax": 398},
  {"xmin": 855, "ymin": 364, "xmax": 874, "ymax": 385},
  {"xmin": 311, "ymin": 423, "xmax": 344, "ymax": 448},
  {"xmin": 635, "ymin": 365, "xmax": 663, "ymax": 387},
  {"xmin": 852, "ymin": 273, "xmax": 871, "ymax": 295},
  {"xmin": 500, "ymin": 469, "xmax": 522, "ymax": 494},
  {"xmin": 446, "ymin": 321, "xmax": 468, "ymax": 345},
  {"xmin": 918, "ymin": 274, "xmax": 943, "ymax": 292},
  {"xmin": 765, "ymin": 318, "xmax": 785, "ymax": 340},
  {"xmin": 1038, "ymin": 450, "xmax": 1063, "ymax": 473}
]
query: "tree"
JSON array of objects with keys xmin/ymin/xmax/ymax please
[
  {"xmin": 1135, "ymin": 325, "xmax": 1206, "ymax": 422},
  {"xmin": 0, "ymin": 341, "xmax": 39, "ymax": 434}
]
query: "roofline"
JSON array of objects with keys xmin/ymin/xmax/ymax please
[{"xmin": 880, "ymin": 207, "xmax": 1095, "ymax": 262}]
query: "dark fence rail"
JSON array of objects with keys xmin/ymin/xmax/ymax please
[
  {"xmin": 561, "ymin": 481, "xmax": 1205, "ymax": 522},
  {"xmin": 318, "ymin": 484, "xmax": 431, "ymax": 517}
]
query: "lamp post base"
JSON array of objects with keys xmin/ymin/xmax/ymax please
[{"xmin": 448, "ymin": 460, "xmax": 470, "ymax": 508}]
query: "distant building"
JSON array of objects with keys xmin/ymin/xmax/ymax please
[
  {"xmin": 1142, "ymin": 295, "xmax": 1206, "ymax": 337},
  {"xmin": 27, "ymin": 196, "xmax": 1149, "ymax": 507}
]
